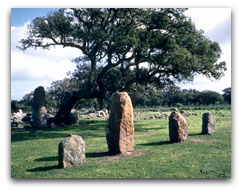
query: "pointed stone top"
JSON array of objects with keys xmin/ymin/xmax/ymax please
[{"xmin": 33, "ymin": 86, "xmax": 46, "ymax": 108}]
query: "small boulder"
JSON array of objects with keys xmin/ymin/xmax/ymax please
[
  {"xmin": 97, "ymin": 110, "xmax": 106, "ymax": 117},
  {"xmin": 12, "ymin": 109, "xmax": 26, "ymax": 121},
  {"xmin": 58, "ymin": 134, "xmax": 86, "ymax": 168},
  {"xmin": 202, "ymin": 112, "xmax": 215, "ymax": 135},
  {"xmin": 169, "ymin": 111, "xmax": 188, "ymax": 143}
]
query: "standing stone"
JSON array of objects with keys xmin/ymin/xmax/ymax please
[
  {"xmin": 202, "ymin": 112, "xmax": 215, "ymax": 135},
  {"xmin": 32, "ymin": 86, "xmax": 47, "ymax": 129},
  {"xmin": 169, "ymin": 111, "xmax": 188, "ymax": 143},
  {"xmin": 106, "ymin": 92, "xmax": 134, "ymax": 155},
  {"xmin": 58, "ymin": 134, "xmax": 86, "ymax": 168}
]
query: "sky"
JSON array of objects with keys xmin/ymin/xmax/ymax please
[
  {"xmin": 11, "ymin": 8, "xmax": 231, "ymax": 101},
  {"xmin": 11, "ymin": 8, "xmax": 57, "ymax": 26}
]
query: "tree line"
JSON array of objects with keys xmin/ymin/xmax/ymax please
[
  {"xmin": 131, "ymin": 86, "xmax": 231, "ymax": 108},
  {"xmin": 11, "ymin": 78, "xmax": 231, "ymax": 113}
]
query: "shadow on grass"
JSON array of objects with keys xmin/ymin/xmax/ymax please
[
  {"xmin": 188, "ymin": 133, "xmax": 203, "ymax": 136},
  {"xmin": 86, "ymin": 151, "xmax": 110, "ymax": 158},
  {"xmin": 27, "ymin": 165, "xmax": 61, "ymax": 172},
  {"xmin": 34, "ymin": 151, "xmax": 110, "ymax": 162},
  {"xmin": 35, "ymin": 156, "xmax": 58, "ymax": 162},
  {"xmin": 11, "ymin": 120, "xmax": 107, "ymax": 142},
  {"xmin": 28, "ymin": 151, "xmax": 110, "ymax": 172},
  {"xmin": 134, "ymin": 125, "xmax": 166, "ymax": 133},
  {"xmin": 138, "ymin": 140, "xmax": 173, "ymax": 146}
]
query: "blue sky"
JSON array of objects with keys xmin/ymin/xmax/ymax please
[
  {"xmin": 11, "ymin": 8, "xmax": 231, "ymax": 100},
  {"xmin": 11, "ymin": 8, "xmax": 57, "ymax": 26}
]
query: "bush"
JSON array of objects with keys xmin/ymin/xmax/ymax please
[{"xmin": 175, "ymin": 103, "xmax": 183, "ymax": 108}]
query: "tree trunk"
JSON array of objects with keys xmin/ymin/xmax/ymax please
[{"xmin": 53, "ymin": 89, "xmax": 100, "ymax": 125}]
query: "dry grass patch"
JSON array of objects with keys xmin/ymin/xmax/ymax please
[{"xmin": 190, "ymin": 138, "xmax": 218, "ymax": 143}]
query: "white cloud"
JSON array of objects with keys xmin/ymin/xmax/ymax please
[
  {"xmin": 185, "ymin": 8, "xmax": 231, "ymax": 32},
  {"xmin": 11, "ymin": 21, "xmax": 81, "ymax": 100},
  {"xmin": 11, "ymin": 21, "xmax": 29, "ymax": 52},
  {"xmin": 206, "ymin": 16, "xmax": 231, "ymax": 45},
  {"xmin": 11, "ymin": 51, "xmax": 78, "ymax": 81}
]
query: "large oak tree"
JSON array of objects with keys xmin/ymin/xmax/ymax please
[{"xmin": 19, "ymin": 8, "xmax": 226, "ymax": 124}]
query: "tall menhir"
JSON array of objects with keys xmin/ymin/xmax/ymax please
[
  {"xmin": 106, "ymin": 92, "xmax": 134, "ymax": 155},
  {"xmin": 32, "ymin": 86, "xmax": 47, "ymax": 129}
]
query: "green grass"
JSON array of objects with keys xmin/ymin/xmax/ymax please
[{"xmin": 11, "ymin": 109, "xmax": 231, "ymax": 178}]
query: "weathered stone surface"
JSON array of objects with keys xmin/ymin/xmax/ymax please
[
  {"xmin": 169, "ymin": 111, "xmax": 188, "ymax": 143},
  {"xmin": 78, "ymin": 109, "xmax": 109, "ymax": 120},
  {"xmin": 58, "ymin": 134, "xmax": 86, "ymax": 168},
  {"xmin": 202, "ymin": 112, "xmax": 215, "ymax": 135},
  {"xmin": 32, "ymin": 86, "xmax": 47, "ymax": 129},
  {"xmin": 106, "ymin": 92, "xmax": 134, "ymax": 155},
  {"xmin": 97, "ymin": 110, "xmax": 106, "ymax": 117},
  {"xmin": 11, "ymin": 109, "xmax": 26, "ymax": 121},
  {"xmin": 33, "ymin": 86, "xmax": 46, "ymax": 108}
]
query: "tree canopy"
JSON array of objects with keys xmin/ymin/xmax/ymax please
[
  {"xmin": 18, "ymin": 8, "xmax": 227, "ymax": 124},
  {"xmin": 222, "ymin": 87, "xmax": 231, "ymax": 104}
]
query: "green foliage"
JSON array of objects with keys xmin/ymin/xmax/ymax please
[
  {"xmin": 175, "ymin": 103, "xmax": 183, "ymax": 108},
  {"xmin": 47, "ymin": 78, "xmax": 77, "ymax": 108},
  {"xmin": 20, "ymin": 91, "xmax": 34, "ymax": 111},
  {"xmin": 222, "ymin": 87, "xmax": 231, "ymax": 104},
  {"xmin": 19, "ymin": 8, "xmax": 226, "ymax": 101},
  {"xmin": 131, "ymin": 85, "xmax": 226, "ymax": 108},
  {"xmin": 11, "ymin": 100, "xmax": 19, "ymax": 113},
  {"xmin": 74, "ymin": 99, "xmax": 99, "ymax": 110},
  {"xmin": 195, "ymin": 90, "xmax": 224, "ymax": 105},
  {"xmin": 11, "ymin": 108, "xmax": 231, "ymax": 178}
]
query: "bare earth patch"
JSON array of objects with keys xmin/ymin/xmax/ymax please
[
  {"xmin": 106, "ymin": 155, "xmax": 123, "ymax": 161},
  {"xmin": 190, "ymin": 138, "xmax": 218, "ymax": 143},
  {"xmin": 106, "ymin": 150, "xmax": 145, "ymax": 162}
]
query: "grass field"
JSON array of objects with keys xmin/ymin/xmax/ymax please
[{"xmin": 11, "ymin": 108, "xmax": 231, "ymax": 178}]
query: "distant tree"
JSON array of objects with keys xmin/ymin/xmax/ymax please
[
  {"xmin": 11, "ymin": 100, "xmax": 19, "ymax": 113},
  {"xmin": 183, "ymin": 89, "xmax": 200, "ymax": 105},
  {"xmin": 128, "ymin": 83, "xmax": 165, "ymax": 107},
  {"xmin": 47, "ymin": 78, "xmax": 75, "ymax": 108},
  {"xmin": 19, "ymin": 8, "xmax": 227, "ymax": 124},
  {"xmin": 21, "ymin": 91, "xmax": 34, "ymax": 109},
  {"xmin": 222, "ymin": 87, "xmax": 231, "ymax": 104},
  {"xmin": 161, "ymin": 85, "xmax": 181, "ymax": 107},
  {"xmin": 195, "ymin": 90, "xmax": 224, "ymax": 105}
]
